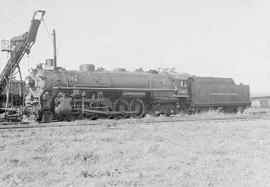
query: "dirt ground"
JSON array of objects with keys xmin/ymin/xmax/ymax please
[{"xmin": 1, "ymin": 117, "xmax": 270, "ymax": 187}]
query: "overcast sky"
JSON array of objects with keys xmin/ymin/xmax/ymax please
[{"xmin": 0, "ymin": 0, "xmax": 270, "ymax": 93}]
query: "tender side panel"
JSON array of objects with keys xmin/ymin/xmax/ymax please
[{"xmin": 191, "ymin": 83, "xmax": 250, "ymax": 106}]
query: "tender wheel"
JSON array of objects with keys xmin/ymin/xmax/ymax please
[
  {"xmin": 79, "ymin": 112, "xmax": 97, "ymax": 120},
  {"xmin": 41, "ymin": 110, "xmax": 53, "ymax": 123},
  {"xmin": 237, "ymin": 106, "xmax": 244, "ymax": 113},
  {"xmin": 129, "ymin": 99, "xmax": 145, "ymax": 118},
  {"xmin": 86, "ymin": 113, "xmax": 97, "ymax": 120},
  {"xmin": 113, "ymin": 99, "xmax": 129, "ymax": 118},
  {"xmin": 164, "ymin": 104, "xmax": 176, "ymax": 116}
]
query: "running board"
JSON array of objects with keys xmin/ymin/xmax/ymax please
[{"xmin": 82, "ymin": 109, "xmax": 138, "ymax": 115}]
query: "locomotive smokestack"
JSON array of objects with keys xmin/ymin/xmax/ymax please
[{"xmin": 52, "ymin": 29, "xmax": 57, "ymax": 70}]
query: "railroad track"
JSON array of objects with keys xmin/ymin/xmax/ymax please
[{"xmin": 0, "ymin": 114, "xmax": 269, "ymax": 130}]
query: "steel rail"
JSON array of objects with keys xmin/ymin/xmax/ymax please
[{"xmin": 0, "ymin": 114, "xmax": 269, "ymax": 130}]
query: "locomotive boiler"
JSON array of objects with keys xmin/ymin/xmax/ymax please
[{"xmin": 25, "ymin": 63, "xmax": 189, "ymax": 122}]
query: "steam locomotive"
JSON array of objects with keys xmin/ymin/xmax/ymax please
[
  {"xmin": 0, "ymin": 10, "xmax": 251, "ymax": 123},
  {"xmin": 23, "ymin": 62, "xmax": 250, "ymax": 122}
]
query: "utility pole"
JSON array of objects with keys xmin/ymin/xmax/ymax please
[{"xmin": 52, "ymin": 29, "xmax": 57, "ymax": 70}]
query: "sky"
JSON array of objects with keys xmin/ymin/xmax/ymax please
[{"xmin": 0, "ymin": 0, "xmax": 270, "ymax": 93}]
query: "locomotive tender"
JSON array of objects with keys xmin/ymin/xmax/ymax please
[
  {"xmin": 187, "ymin": 76, "xmax": 250, "ymax": 112},
  {"xmin": 24, "ymin": 62, "xmax": 250, "ymax": 122}
]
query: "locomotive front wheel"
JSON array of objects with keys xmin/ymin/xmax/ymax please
[
  {"xmin": 129, "ymin": 99, "xmax": 145, "ymax": 118},
  {"xmin": 41, "ymin": 111, "xmax": 53, "ymax": 123},
  {"xmin": 113, "ymin": 99, "xmax": 129, "ymax": 118}
]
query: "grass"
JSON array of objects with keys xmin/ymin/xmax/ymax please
[{"xmin": 1, "ymin": 109, "xmax": 270, "ymax": 186}]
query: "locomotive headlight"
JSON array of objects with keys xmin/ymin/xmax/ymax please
[{"xmin": 25, "ymin": 76, "xmax": 35, "ymax": 88}]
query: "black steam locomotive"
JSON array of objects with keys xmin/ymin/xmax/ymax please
[
  {"xmin": 23, "ymin": 63, "xmax": 250, "ymax": 122},
  {"xmin": 0, "ymin": 10, "xmax": 251, "ymax": 123}
]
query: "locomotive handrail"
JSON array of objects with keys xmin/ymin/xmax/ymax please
[
  {"xmin": 53, "ymin": 87, "xmax": 177, "ymax": 92},
  {"xmin": 172, "ymin": 94, "xmax": 189, "ymax": 98}
]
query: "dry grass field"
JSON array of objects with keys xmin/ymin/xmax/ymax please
[{"xmin": 1, "ymin": 111, "xmax": 270, "ymax": 186}]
